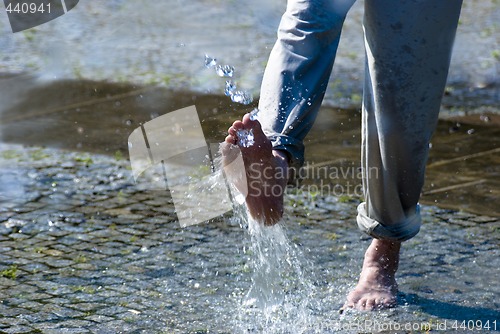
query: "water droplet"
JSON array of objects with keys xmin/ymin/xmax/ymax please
[
  {"xmin": 249, "ymin": 108, "xmax": 260, "ymax": 121},
  {"xmin": 480, "ymin": 115, "xmax": 490, "ymax": 122},
  {"xmin": 236, "ymin": 129, "xmax": 255, "ymax": 148},
  {"xmin": 288, "ymin": 125, "xmax": 294, "ymax": 130},
  {"xmin": 224, "ymin": 80, "xmax": 236, "ymax": 96},
  {"xmin": 231, "ymin": 90, "xmax": 253, "ymax": 105},
  {"xmin": 125, "ymin": 119, "xmax": 133, "ymax": 126},
  {"xmin": 204, "ymin": 55, "xmax": 217, "ymax": 68},
  {"xmin": 115, "ymin": 101, "xmax": 122, "ymax": 107},
  {"xmin": 215, "ymin": 64, "xmax": 234, "ymax": 78},
  {"xmin": 467, "ymin": 128, "xmax": 475, "ymax": 135}
]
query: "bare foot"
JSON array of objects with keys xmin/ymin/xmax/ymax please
[
  {"xmin": 343, "ymin": 239, "xmax": 400, "ymax": 311},
  {"xmin": 221, "ymin": 113, "xmax": 288, "ymax": 225}
]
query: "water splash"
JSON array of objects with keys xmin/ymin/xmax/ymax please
[
  {"xmin": 215, "ymin": 64, "xmax": 235, "ymax": 78},
  {"xmin": 203, "ymin": 55, "xmax": 253, "ymax": 105},
  {"xmin": 230, "ymin": 90, "xmax": 253, "ymax": 105},
  {"xmin": 249, "ymin": 108, "xmax": 260, "ymax": 121},
  {"xmin": 236, "ymin": 129, "xmax": 254, "ymax": 148},
  {"xmin": 224, "ymin": 80, "xmax": 236, "ymax": 96},
  {"xmin": 233, "ymin": 217, "xmax": 319, "ymax": 332},
  {"xmin": 204, "ymin": 54, "xmax": 217, "ymax": 68}
]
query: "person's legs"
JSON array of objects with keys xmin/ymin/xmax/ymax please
[
  {"xmin": 258, "ymin": 0, "xmax": 356, "ymax": 169},
  {"xmin": 223, "ymin": 0, "xmax": 355, "ymax": 224},
  {"xmin": 346, "ymin": 0, "xmax": 463, "ymax": 310}
]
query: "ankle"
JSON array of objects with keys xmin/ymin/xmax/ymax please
[
  {"xmin": 365, "ymin": 239, "xmax": 401, "ymax": 272},
  {"xmin": 272, "ymin": 150, "xmax": 289, "ymax": 167},
  {"xmin": 272, "ymin": 149, "xmax": 291, "ymax": 183}
]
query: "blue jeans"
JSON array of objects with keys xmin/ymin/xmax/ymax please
[{"xmin": 257, "ymin": 0, "xmax": 463, "ymax": 241}]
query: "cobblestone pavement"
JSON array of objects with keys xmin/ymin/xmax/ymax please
[{"xmin": 0, "ymin": 145, "xmax": 499, "ymax": 333}]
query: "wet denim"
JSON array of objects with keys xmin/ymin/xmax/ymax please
[{"xmin": 257, "ymin": 0, "xmax": 463, "ymax": 241}]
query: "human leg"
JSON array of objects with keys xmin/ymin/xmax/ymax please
[
  {"xmin": 346, "ymin": 0, "xmax": 463, "ymax": 310},
  {"xmin": 223, "ymin": 0, "xmax": 355, "ymax": 224},
  {"xmin": 258, "ymin": 0, "xmax": 356, "ymax": 169}
]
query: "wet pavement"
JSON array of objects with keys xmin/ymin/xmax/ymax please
[
  {"xmin": 0, "ymin": 144, "xmax": 498, "ymax": 333},
  {"xmin": 0, "ymin": 1, "xmax": 499, "ymax": 332},
  {"xmin": 0, "ymin": 78, "xmax": 499, "ymax": 333},
  {"xmin": 1, "ymin": 77, "xmax": 499, "ymax": 217}
]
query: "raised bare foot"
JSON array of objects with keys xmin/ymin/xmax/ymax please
[
  {"xmin": 221, "ymin": 113, "xmax": 288, "ymax": 225},
  {"xmin": 343, "ymin": 239, "xmax": 400, "ymax": 311}
]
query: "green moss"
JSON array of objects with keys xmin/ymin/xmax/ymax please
[
  {"xmin": 22, "ymin": 29, "xmax": 37, "ymax": 42},
  {"xmin": 325, "ymin": 232, "xmax": 338, "ymax": 240},
  {"xmin": 114, "ymin": 150, "xmax": 124, "ymax": 161},
  {"xmin": 30, "ymin": 148, "xmax": 50, "ymax": 161},
  {"xmin": 1, "ymin": 150, "xmax": 22, "ymax": 160},
  {"xmin": 71, "ymin": 285, "xmax": 96, "ymax": 294},
  {"xmin": 0, "ymin": 265, "xmax": 18, "ymax": 280},
  {"xmin": 338, "ymin": 195, "xmax": 355, "ymax": 203},
  {"xmin": 75, "ymin": 156, "xmax": 94, "ymax": 165},
  {"xmin": 350, "ymin": 93, "xmax": 362, "ymax": 104},
  {"xmin": 492, "ymin": 49, "xmax": 500, "ymax": 61},
  {"xmin": 74, "ymin": 255, "xmax": 88, "ymax": 264}
]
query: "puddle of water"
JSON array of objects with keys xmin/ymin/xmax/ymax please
[{"xmin": 0, "ymin": 77, "xmax": 498, "ymax": 216}]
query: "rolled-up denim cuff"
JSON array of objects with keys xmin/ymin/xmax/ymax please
[
  {"xmin": 356, "ymin": 202, "xmax": 421, "ymax": 242},
  {"xmin": 268, "ymin": 134, "xmax": 305, "ymax": 171}
]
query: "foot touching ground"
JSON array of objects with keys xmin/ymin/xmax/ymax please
[
  {"xmin": 221, "ymin": 113, "xmax": 288, "ymax": 225},
  {"xmin": 344, "ymin": 239, "xmax": 400, "ymax": 311}
]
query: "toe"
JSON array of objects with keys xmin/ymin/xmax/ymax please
[
  {"xmin": 231, "ymin": 120, "xmax": 244, "ymax": 131},
  {"xmin": 357, "ymin": 298, "xmax": 368, "ymax": 310},
  {"xmin": 228, "ymin": 126, "xmax": 237, "ymax": 137},
  {"xmin": 242, "ymin": 113, "xmax": 262, "ymax": 129},
  {"xmin": 224, "ymin": 134, "xmax": 236, "ymax": 145},
  {"xmin": 365, "ymin": 298, "xmax": 376, "ymax": 310}
]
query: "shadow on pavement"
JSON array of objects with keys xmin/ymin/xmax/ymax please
[{"xmin": 400, "ymin": 292, "xmax": 500, "ymax": 323}]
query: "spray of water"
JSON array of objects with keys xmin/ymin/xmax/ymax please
[
  {"xmin": 232, "ymin": 215, "xmax": 322, "ymax": 333},
  {"xmin": 204, "ymin": 55, "xmax": 254, "ymax": 105},
  {"xmin": 214, "ymin": 143, "xmax": 320, "ymax": 332}
]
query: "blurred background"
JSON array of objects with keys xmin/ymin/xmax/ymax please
[{"xmin": 1, "ymin": 0, "xmax": 498, "ymax": 106}]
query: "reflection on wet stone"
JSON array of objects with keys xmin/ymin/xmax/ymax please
[{"xmin": 0, "ymin": 144, "xmax": 498, "ymax": 332}]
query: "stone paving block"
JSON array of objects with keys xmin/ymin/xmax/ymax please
[
  {"xmin": 85, "ymin": 314, "xmax": 115, "ymax": 323},
  {"xmin": 42, "ymin": 258, "xmax": 75, "ymax": 268},
  {"xmin": 0, "ymin": 325, "xmax": 35, "ymax": 334},
  {"xmin": 0, "ymin": 306, "xmax": 27, "ymax": 317},
  {"xmin": 116, "ymin": 227, "xmax": 148, "ymax": 236},
  {"xmin": 91, "ymin": 321, "xmax": 141, "ymax": 334},
  {"xmin": 0, "ymin": 277, "xmax": 17, "ymax": 287},
  {"xmin": 96, "ymin": 305, "xmax": 130, "ymax": 317}
]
